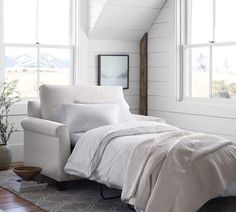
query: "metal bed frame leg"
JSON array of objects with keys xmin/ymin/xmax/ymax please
[
  {"xmin": 127, "ymin": 204, "xmax": 135, "ymax": 211},
  {"xmin": 100, "ymin": 184, "xmax": 135, "ymax": 211},
  {"xmin": 100, "ymin": 184, "xmax": 121, "ymax": 200}
]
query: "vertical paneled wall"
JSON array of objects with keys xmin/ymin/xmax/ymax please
[
  {"xmin": 88, "ymin": 39, "xmax": 140, "ymax": 113},
  {"xmin": 148, "ymin": 0, "xmax": 236, "ymax": 140},
  {"xmin": 8, "ymin": 104, "xmax": 27, "ymax": 162},
  {"xmin": 88, "ymin": 0, "xmax": 106, "ymax": 31}
]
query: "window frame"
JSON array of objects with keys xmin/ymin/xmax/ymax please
[
  {"xmin": 0, "ymin": 0, "xmax": 76, "ymax": 99},
  {"xmin": 181, "ymin": 0, "xmax": 236, "ymax": 102},
  {"xmin": 165, "ymin": 0, "xmax": 236, "ymax": 120}
]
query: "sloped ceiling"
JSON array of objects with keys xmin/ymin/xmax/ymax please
[{"xmin": 88, "ymin": 0, "xmax": 167, "ymax": 41}]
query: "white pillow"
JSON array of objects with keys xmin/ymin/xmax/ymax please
[
  {"xmin": 62, "ymin": 103, "xmax": 119, "ymax": 132},
  {"xmin": 75, "ymin": 97, "xmax": 135, "ymax": 123}
]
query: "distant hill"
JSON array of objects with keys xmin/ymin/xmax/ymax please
[{"xmin": 5, "ymin": 53, "xmax": 69, "ymax": 70}]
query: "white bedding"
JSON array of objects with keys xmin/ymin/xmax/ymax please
[
  {"xmin": 70, "ymin": 133, "xmax": 84, "ymax": 147},
  {"xmin": 122, "ymin": 132, "xmax": 236, "ymax": 212},
  {"xmin": 65, "ymin": 122, "xmax": 236, "ymax": 212},
  {"xmin": 89, "ymin": 133, "xmax": 158, "ymax": 188},
  {"xmin": 70, "ymin": 130, "xmax": 161, "ymax": 188},
  {"xmin": 65, "ymin": 122, "xmax": 176, "ymax": 172}
]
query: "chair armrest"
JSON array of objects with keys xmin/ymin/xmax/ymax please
[
  {"xmin": 132, "ymin": 114, "xmax": 166, "ymax": 123},
  {"xmin": 22, "ymin": 117, "xmax": 72, "ymax": 182},
  {"xmin": 21, "ymin": 117, "xmax": 68, "ymax": 137}
]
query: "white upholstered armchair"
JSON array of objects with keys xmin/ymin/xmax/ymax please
[{"xmin": 21, "ymin": 85, "xmax": 164, "ymax": 189}]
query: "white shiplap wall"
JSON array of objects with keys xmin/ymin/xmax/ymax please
[
  {"xmin": 148, "ymin": 0, "xmax": 236, "ymax": 140},
  {"xmin": 88, "ymin": 0, "xmax": 166, "ymax": 41},
  {"xmin": 88, "ymin": 39, "xmax": 140, "ymax": 113},
  {"xmin": 88, "ymin": 0, "xmax": 106, "ymax": 31},
  {"xmin": 7, "ymin": 104, "xmax": 27, "ymax": 162}
]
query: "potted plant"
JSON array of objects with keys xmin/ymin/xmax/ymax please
[{"xmin": 0, "ymin": 80, "xmax": 21, "ymax": 170}]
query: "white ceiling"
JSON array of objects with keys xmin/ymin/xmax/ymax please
[{"xmin": 88, "ymin": 0, "xmax": 167, "ymax": 41}]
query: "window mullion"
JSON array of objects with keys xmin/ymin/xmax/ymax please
[
  {"xmin": 71, "ymin": 0, "xmax": 76, "ymax": 85},
  {"xmin": 210, "ymin": 0, "xmax": 215, "ymax": 98},
  {"xmin": 186, "ymin": 0, "xmax": 192, "ymax": 44},
  {"xmin": 0, "ymin": 0, "xmax": 5, "ymax": 82},
  {"xmin": 36, "ymin": 0, "xmax": 39, "ymax": 98},
  {"xmin": 36, "ymin": 45, "xmax": 40, "ymax": 98},
  {"xmin": 38, "ymin": 44, "xmax": 71, "ymax": 49},
  {"xmin": 209, "ymin": 47, "xmax": 213, "ymax": 98},
  {"xmin": 189, "ymin": 48, "xmax": 192, "ymax": 97},
  {"xmin": 36, "ymin": 0, "xmax": 39, "ymax": 44},
  {"xmin": 213, "ymin": 0, "xmax": 216, "ymax": 42}
]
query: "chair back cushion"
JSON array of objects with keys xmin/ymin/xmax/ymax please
[
  {"xmin": 39, "ymin": 84, "xmax": 124, "ymax": 122},
  {"xmin": 28, "ymin": 101, "xmax": 41, "ymax": 118}
]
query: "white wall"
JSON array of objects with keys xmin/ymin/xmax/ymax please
[
  {"xmin": 88, "ymin": 39, "xmax": 140, "ymax": 113},
  {"xmin": 7, "ymin": 103, "xmax": 27, "ymax": 162},
  {"xmin": 88, "ymin": 0, "xmax": 106, "ymax": 31},
  {"xmin": 88, "ymin": 1, "xmax": 144, "ymax": 113},
  {"xmin": 148, "ymin": 0, "xmax": 236, "ymax": 140},
  {"xmin": 88, "ymin": 0, "xmax": 165, "ymax": 41}
]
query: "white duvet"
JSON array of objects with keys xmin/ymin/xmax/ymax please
[
  {"xmin": 64, "ymin": 122, "xmax": 236, "ymax": 212},
  {"xmin": 65, "ymin": 122, "xmax": 177, "ymax": 187}
]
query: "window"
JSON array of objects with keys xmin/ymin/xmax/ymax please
[
  {"xmin": 182, "ymin": 0, "xmax": 236, "ymax": 100},
  {"xmin": 0, "ymin": 0, "xmax": 74, "ymax": 98}
]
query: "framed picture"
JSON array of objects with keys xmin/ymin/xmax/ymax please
[{"xmin": 98, "ymin": 54, "xmax": 129, "ymax": 89}]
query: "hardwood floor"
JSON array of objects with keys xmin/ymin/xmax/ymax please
[
  {"xmin": 0, "ymin": 162, "xmax": 44, "ymax": 212},
  {"xmin": 0, "ymin": 187, "xmax": 43, "ymax": 212}
]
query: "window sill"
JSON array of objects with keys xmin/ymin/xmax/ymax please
[
  {"xmin": 181, "ymin": 97, "xmax": 236, "ymax": 106},
  {"xmin": 9, "ymin": 100, "xmax": 30, "ymax": 116},
  {"xmin": 169, "ymin": 98, "xmax": 236, "ymax": 119}
]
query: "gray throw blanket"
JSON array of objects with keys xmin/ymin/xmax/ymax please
[{"xmin": 121, "ymin": 132, "xmax": 236, "ymax": 212}]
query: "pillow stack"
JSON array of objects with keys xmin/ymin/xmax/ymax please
[
  {"xmin": 75, "ymin": 97, "xmax": 135, "ymax": 123},
  {"xmin": 62, "ymin": 97, "xmax": 135, "ymax": 133}
]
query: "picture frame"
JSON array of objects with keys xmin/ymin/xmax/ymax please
[{"xmin": 98, "ymin": 54, "xmax": 129, "ymax": 89}]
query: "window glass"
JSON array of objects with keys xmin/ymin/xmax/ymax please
[
  {"xmin": 215, "ymin": 0, "xmax": 236, "ymax": 42},
  {"xmin": 212, "ymin": 46, "xmax": 236, "ymax": 99},
  {"xmin": 191, "ymin": 0, "xmax": 213, "ymax": 44},
  {"xmin": 189, "ymin": 47, "xmax": 210, "ymax": 97},
  {"xmin": 4, "ymin": 0, "xmax": 37, "ymax": 44},
  {"xmin": 5, "ymin": 47, "xmax": 37, "ymax": 97},
  {"xmin": 39, "ymin": 48, "xmax": 70, "ymax": 86},
  {"xmin": 184, "ymin": 0, "xmax": 236, "ymax": 100},
  {"xmin": 38, "ymin": 0, "xmax": 70, "ymax": 45},
  {"xmin": 2, "ymin": 0, "xmax": 73, "ymax": 98}
]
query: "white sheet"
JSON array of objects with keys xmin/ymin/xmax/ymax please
[
  {"xmin": 90, "ymin": 133, "xmax": 159, "ymax": 189},
  {"xmin": 65, "ymin": 122, "xmax": 178, "ymax": 179}
]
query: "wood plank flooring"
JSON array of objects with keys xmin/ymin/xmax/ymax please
[{"xmin": 0, "ymin": 187, "xmax": 43, "ymax": 212}]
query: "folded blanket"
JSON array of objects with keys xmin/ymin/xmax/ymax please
[{"xmin": 122, "ymin": 133, "xmax": 236, "ymax": 212}]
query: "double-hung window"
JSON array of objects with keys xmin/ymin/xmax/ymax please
[
  {"xmin": 0, "ymin": 0, "xmax": 74, "ymax": 98},
  {"xmin": 182, "ymin": 0, "xmax": 236, "ymax": 100}
]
